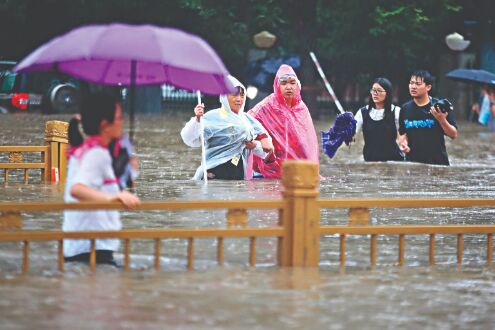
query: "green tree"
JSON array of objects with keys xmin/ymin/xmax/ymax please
[
  {"xmin": 316, "ymin": 0, "xmax": 462, "ymax": 99},
  {"xmin": 1, "ymin": 0, "xmax": 464, "ymax": 109}
]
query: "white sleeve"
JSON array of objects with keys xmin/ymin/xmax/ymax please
[
  {"xmin": 251, "ymin": 140, "xmax": 268, "ymax": 159},
  {"xmin": 354, "ymin": 109, "xmax": 363, "ymax": 135},
  {"xmin": 393, "ymin": 106, "xmax": 401, "ymax": 131},
  {"xmin": 180, "ymin": 117, "xmax": 202, "ymax": 147},
  {"xmin": 73, "ymin": 148, "xmax": 112, "ymax": 189}
]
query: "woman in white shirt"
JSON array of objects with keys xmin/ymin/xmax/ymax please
[
  {"xmin": 354, "ymin": 77, "xmax": 404, "ymax": 162},
  {"xmin": 64, "ymin": 92, "xmax": 140, "ymax": 266}
]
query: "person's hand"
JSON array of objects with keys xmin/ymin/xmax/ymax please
[
  {"xmin": 430, "ymin": 105, "xmax": 448, "ymax": 123},
  {"xmin": 115, "ymin": 191, "xmax": 141, "ymax": 209},
  {"xmin": 398, "ymin": 135, "xmax": 410, "ymax": 153},
  {"xmin": 471, "ymin": 103, "xmax": 480, "ymax": 114},
  {"xmin": 244, "ymin": 140, "xmax": 257, "ymax": 150},
  {"xmin": 260, "ymin": 138, "xmax": 274, "ymax": 154},
  {"xmin": 129, "ymin": 155, "xmax": 139, "ymax": 171},
  {"xmin": 194, "ymin": 103, "xmax": 205, "ymax": 122},
  {"xmin": 399, "ymin": 142, "xmax": 410, "ymax": 154}
]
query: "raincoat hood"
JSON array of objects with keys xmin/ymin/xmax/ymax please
[
  {"xmin": 274, "ymin": 64, "xmax": 302, "ymax": 108},
  {"xmin": 219, "ymin": 75, "xmax": 246, "ymax": 114}
]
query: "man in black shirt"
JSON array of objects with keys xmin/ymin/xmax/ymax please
[{"xmin": 398, "ymin": 70, "xmax": 458, "ymax": 165}]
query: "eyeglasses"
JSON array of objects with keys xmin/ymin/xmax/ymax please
[
  {"xmin": 278, "ymin": 74, "xmax": 297, "ymax": 84},
  {"xmin": 370, "ymin": 89, "xmax": 386, "ymax": 95},
  {"xmin": 409, "ymin": 81, "xmax": 425, "ymax": 86}
]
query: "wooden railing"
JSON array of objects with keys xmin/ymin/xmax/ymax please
[
  {"xmin": 0, "ymin": 146, "xmax": 50, "ymax": 183},
  {"xmin": 0, "ymin": 200, "xmax": 285, "ymax": 273},
  {"xmin": 320, "ymin": 225, "xmax": 494, "ymax": 267},
  {"xmin": 0, "ymin": 120, "xmax": 68, "ymax": 184},
  {"xmin": 0, "ymin": 160, "xmax": 494, "ymax": 273},
  {"xmin": 318, "ymin": 198, "xmax": 495, "ymax": 267}
]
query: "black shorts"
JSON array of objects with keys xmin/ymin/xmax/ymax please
[
  {"xmin": 207, "ymin": 157, "xmax": 244, "ymax": 180},
  {"xmin": 64, "ymin": 250, "xmax": 118, "ymax": 266}
]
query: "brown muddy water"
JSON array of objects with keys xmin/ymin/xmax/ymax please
[{"xmin": 0, "ymin": 112, "xmax": 494, "ymax": 329}]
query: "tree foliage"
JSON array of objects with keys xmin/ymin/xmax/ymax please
[
  {"xmin": 317, "ymin": 1, "xmax": 462, "ymax": 86},
  {"xmin": 0, "ymin": 0, "xmax": 463, "ymax": 97}
]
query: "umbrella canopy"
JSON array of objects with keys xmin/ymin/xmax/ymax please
[
  {"xmin": 446, "ymin": 69, "xmax": 495, "ymax": 85},
  {"xmin": 14, "ymin": 23, "xmax": 235, "ymax": 140}
]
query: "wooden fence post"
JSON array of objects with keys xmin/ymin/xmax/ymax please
[
  {"xmin": 44, "ymin": 121, "xmax": 68, "ymax": 184},
  {"xmin": 0, "ymin": 212, "xmax": 22, "ymax": 231},
  {"xmin": 279, "ymin": 160, "xmax": 320, "ymax": 267}
]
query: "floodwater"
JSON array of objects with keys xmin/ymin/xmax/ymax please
[{"xmin": 1, "ymin": 112, "xmax": 495, "ymax": 329}]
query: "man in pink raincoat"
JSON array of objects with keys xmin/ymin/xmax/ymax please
[{"xmin": 248, "ymin": 64, "xmax": 319, "ymax": 178}]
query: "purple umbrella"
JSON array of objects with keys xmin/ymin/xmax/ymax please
[{"xmin": 14, "ymin": 23, "xmax": 235, "ymax": 140}]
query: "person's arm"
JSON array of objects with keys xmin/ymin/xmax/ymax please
[
  {"xmin": 70, "ymin": 149, "xmax": 140, "ymax": 208},
  {"xmin": 181, "ymin": 103, "xmax": 207, "ymax": 147},
  {"xmin": 430, "ymin": 106, "xmax": 458, "ymax": 139},
  {"xmin": 397, "ymin": 107, "xmax": 410, "ymax": 153},
  {"xmin": 246, "ymin": 113, "xmax": 274, "ymax": 154},
  {"xmin": 71, "ymin": 183, "xmax": 140, "ymax": 208},
  {"xmin": 258, "ymin": 137, "xmax": 274, "ymax": 154},
  {"xmin": 471, "ymin": 102, "xmax": 480, "ymax": 115},
  {"xmin": 393, "ymin": 106, "xmax": 401, "ymax": 131},
  {"xmin": 398, "ymin": 134, "xmax": 410, "ymax": 153},
  {"xmin": 354, "ymin": 109, "xmax": 364, "ymax": 135},
  {"xmin": 246, "ymin": 140, "xmax": 270, "ymax": 159}
]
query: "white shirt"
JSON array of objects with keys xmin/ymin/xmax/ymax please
[
  {"xmin": 63, "ymin": 146, "xmax": 121, "ymax": 257},
  {"xmin": 181, "ymin": 116, "xmax": 267, "ymax": 180},
  {"xmin": 354, "ymin": 105, "xmax": 401, "ymax": 135}
]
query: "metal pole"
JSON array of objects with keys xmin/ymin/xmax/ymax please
[
  {"xmin": 196, "ymin": 91, "xmax": 208, "ymax": 184},
  {"xmin": 309, "ymin": 52, "xmax": 344, "ymax": 114},
  {"xmin": 129, "ymin": 60, "xmax": 136, "ymax": 143}
]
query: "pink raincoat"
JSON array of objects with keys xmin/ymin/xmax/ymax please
[{"xmin": 248, "ymin": 65, "xmax": 319, "ymax": 178}]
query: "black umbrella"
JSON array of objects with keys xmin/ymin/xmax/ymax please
[{"xmin": 446, "ymin": 69, "xmax": 495, "ymax": 85}]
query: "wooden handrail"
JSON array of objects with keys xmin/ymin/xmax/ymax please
[
  {"xmin": 0, "ymin": 198, "xmax": 491, "ymax": 213},
  {"xmin": 318, "ymin": 198, "xmax": 495, "ymax": 208},
  {"xmin": 320, "ymin": 225, "xmax": 495, "ymax": 235},
  {"xmin": 0, "ymin": 163, "xmax": 46, "ymax": 169},
  {"xmin": 0, "ymin": 146, "xmax": 48, "ymax": 152},
  {"xmin": 0, "ymin": 200, "xmax": 286, "ymax": 212},
  {"xmin": 0, "ymin": 227, "xmax": 285, "ymax": 241}
]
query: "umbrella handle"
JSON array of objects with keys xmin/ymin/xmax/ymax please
[
  {"xmin": 309, "ymin": 52, "xmax": 344, "ymax": 114},
  {"xmin": 197, "ymin": 91, "xmax": 208, "ymax": 184}
]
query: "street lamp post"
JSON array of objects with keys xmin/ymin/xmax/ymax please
[
  {"xmin": 443, "ymin": 32, "xmax": 474, "ymax": 120},
  {"xmin": 445, "ymin": 32, "xmax": 471, "ymax": 52}
]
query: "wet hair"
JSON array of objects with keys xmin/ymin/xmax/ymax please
[
  {"xmin": 67, "ymin": 92, "xmax": 118, "ymax": 147},
  {"xmin": 81, "ymin": 92, "xmax": 118, "ymax": 135},
  {"xmin": 367, "ymin": 77, "xmax": 394, "ymax": 124},
  {"xmin": 411, "ymin": 69, "xmax": 434, "ymax": 86},
  {"xmin": 68, "ymin": 116, "xmax": 84, "ymax": 147}
]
